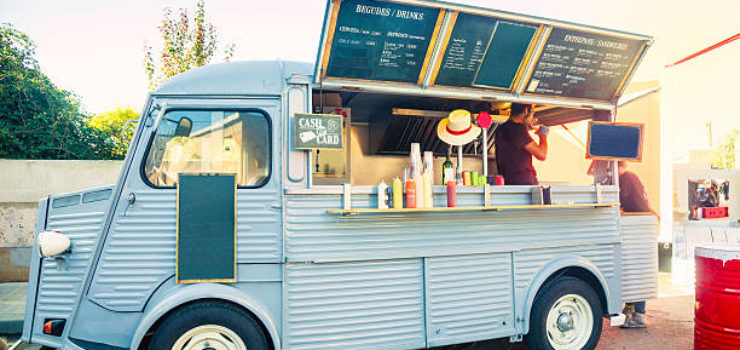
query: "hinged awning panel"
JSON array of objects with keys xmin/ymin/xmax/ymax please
[{"xmin": 314, "ymin": 0, "xmax": 652, "ymax": 107}]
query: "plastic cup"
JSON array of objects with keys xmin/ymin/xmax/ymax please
[{"xmin": 494, "ymin": 175, "xmax": 505, "ymax": 186}]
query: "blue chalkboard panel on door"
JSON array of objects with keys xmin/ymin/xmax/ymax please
[{"xmin": 177, "ymin": 174, "xmax": 236, "ymax": 283}]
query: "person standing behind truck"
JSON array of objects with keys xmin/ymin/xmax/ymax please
[
  {"xmin": 618, "ymin": 160, "xmax": 651, "ymax": 328},
  {"xmin": 494, "ymin": 103, "xmax": 549, "ymax": 185}
]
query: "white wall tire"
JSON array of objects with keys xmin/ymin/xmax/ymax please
[
  {"xmin": 525, "ymin": 276, "xmax": 603, "ymax": 350},
  {"xmin": 147, "ymin": 301, "xmax": 269, "ymax": 350}
]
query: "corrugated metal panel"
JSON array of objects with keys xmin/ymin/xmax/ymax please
[
  {"xmin": 89, "ymin": 188, "xmax": 282, "ymax": 311},
  {"xmin": 511, "ymin": 244, "xmax": 620, "ymax": 325},
  {"xmin": 285, "ymin": 191, "xmax": 620, "ymax": 263},
  {"xmin": 38, "ymin": 211, "xmax": 106, "ymax": 315},
  {"xmin": 284, "ymin": 260, "xmax": 425, "ymax": 350},
  {"xmin": 426, "ymin": 253, "xmax": 515, "ymax": 347},
  {"xmin": 32, "ymin": 186, "xmax": 113, "ymax": 345},
  {"xmin": 621, "ymin": 215, "xmax": 658, "ymax": 302},
  {"xmin": 514, "ymin": 245, "xmax": 617, "ymax": 290},
  {"xmin": 88, "ymin": 190, "xmax": 177, "ymax": 311}
]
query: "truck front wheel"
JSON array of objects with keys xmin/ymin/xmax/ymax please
[
  {"xmin": 147, "ymin": 300, "xmax": 269, "ymax": 350},
  {"xmin": 525, "ymin": 276, "xmax": 603, "ymax": 350}
]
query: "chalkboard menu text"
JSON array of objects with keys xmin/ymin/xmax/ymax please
[
  {"xmin": 524, "ymin": 28, "xmax": 645, "ymax": 101},
  {"xmin": 433, "ymin": 13, "xmax": 538, "ymax": 90},
  {"xmin": 323, "ymin": 0, "xmax": 440, "ymax": 83}
]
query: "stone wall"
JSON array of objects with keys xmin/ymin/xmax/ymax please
[
  {"xmin": 0, "ymin": 203, "xmax": 37, "ymax": 248},
  {"xmin": 0, "ymin": 159, "xmax": 122, "ymax": 281}
]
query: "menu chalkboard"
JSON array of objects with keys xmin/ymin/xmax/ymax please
[
  {"xmin": 434, "ymin": 13, "xmax": 538, "ymax": 90},
  {"xmin": 587, "ymin": 122, "xmax": 643, "ymax": 160},
  {"xmin": 323, "ymin": 0, "xmax": 440, "ymax": 83},
  {"xmin": 524, "ymin": 28, "xmax": 645, "ymax": 101}
]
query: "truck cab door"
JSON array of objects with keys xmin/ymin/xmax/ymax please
[{"xmin": 85, "ymin": 99, "xmax": 283, "ymax": 313}]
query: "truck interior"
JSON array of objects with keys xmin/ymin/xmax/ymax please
[{"xmin": 310, "ymin": 89, "xmax": 609, "ymax": 187}]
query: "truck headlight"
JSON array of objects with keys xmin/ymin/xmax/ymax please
[{"xmin": 37, "ymin": 231, "xmax": 71, "ymax": 258}]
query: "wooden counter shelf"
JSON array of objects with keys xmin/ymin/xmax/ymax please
[{"xmin": 326, "ymin": 202, "xmax": 620, "ymax": 215}]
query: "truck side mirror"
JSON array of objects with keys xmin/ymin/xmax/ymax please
[{"xmin": 175, "ymin": 117, "xmax": 192, "ymax": 137}]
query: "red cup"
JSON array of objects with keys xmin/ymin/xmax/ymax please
[
  {"xmin": 446, "ymin": 181, "xmax": 456, "ymax": 207},
  {"xmin": 494, "ymin": 175, "xmax": 505, "ymax": 186}
]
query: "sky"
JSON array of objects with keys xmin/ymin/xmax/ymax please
[{"xmin": 2, "ymin": 0, "xmax": 740, "ymax": 159}]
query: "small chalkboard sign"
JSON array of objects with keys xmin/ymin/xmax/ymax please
[
  {"xmin": 433, "ymin": 12, "xmax": 538, "ymax": 90},
  {"xmin": 294, "ymin": 113, "xmax": 344, "ymax": 150},
  {"xmin": 322, "ymin": 0, "xmax": 441, "ymax": 84},
  {"xmin": 524, "ymin": 28, "xmax": 646, "ymax": 101},
  {"xmin": 587, "ymin": 121, "xmax": 643, "ymax": 161},
  {"xmin": 177, "ymin": 174, "xmax": 236, "ymax": 283}
]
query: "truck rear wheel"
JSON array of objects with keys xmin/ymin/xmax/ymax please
[
  {"xmin": 525, "ymin": 276, "xmax": 603, "ymax": 350},
  {"xmin": 148, "ymin": 300, "xmax": 269, "ymax": 350}
]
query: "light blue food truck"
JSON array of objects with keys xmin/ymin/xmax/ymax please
[{"xmin": 20, "ymin": 0, "xmax": 658, "ymax": 349}]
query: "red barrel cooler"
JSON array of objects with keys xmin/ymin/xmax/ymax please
[{"xmin": 695, "ymin": 244, "xmax": 740, "ymax": 349}]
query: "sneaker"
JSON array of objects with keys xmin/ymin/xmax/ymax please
[{"xmin": 621, "ymin": 313, "xmax": 647, "ymax": 328}]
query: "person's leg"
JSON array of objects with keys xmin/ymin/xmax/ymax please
[
  {"xmin": 621, "ymin": 303, "xmax": 635, "ymax": 325},
  {"xmin": 634, "ymin": 301, "xmax": 646, "ymax": 314},
  {"xmin": 622, "ymin": 301, "xmax": 647, "ymax": 328}
]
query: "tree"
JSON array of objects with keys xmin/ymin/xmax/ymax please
[
  {"xmin": 711, "ymin": 128, "xmax": 740, "ymax": 169},
  {"xmin": 144, "ymin": 0, "xmax": 235, "ymax": 90},
  {"xmin": 88, "ymin": 107, "xmax": 140, "ymax": 159},
  {"xmin": 0, "ymin": 23, "xmax": 119, "ymax": 160}
]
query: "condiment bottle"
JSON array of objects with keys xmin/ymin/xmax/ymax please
[
  {"xmin": 393, "ymin": 177, "xmax": 403, "ymax": 209},
  {"xmin": 442, "ymin": 146, "xmax": 454, "ymax": 186},
  {"xmin": 406, "ymin": 178, "xmax": 417, "ymax": 209},
  {"xmin": 410, "ymin": 143, "xmax": 423, "ymax": 209},
  {"xmin": 446, "ymin": 181, "xmax": 456, "ymax": 207},
  {"xmin": 378, "ymin": 180, "xmax": 388, "ymax": 209}
]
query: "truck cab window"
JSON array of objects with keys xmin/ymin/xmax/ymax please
[{"xmin": 143, "ymin": 110, "xmax": 271, "ymax": 188}]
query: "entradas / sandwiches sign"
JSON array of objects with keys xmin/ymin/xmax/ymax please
[{"xmin": 293, "ymin": 113, "xmax": 344, "ymax": 150}]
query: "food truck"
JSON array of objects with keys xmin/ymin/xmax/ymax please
[{"xmin": 20, "ymin": 0, "xmax": 658, "ymax": 349}]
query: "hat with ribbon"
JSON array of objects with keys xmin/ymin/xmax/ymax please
[{"xmin": 437, "ymin": 109, "xmax": 481, "ymax": 146}]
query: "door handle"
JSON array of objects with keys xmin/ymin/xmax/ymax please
[
  {"xmin": 269, "ymin": 204, "xmax": 282, "ymax": 211},
  {"xmin": 122, "ymin": 192, "xmax": 136, "ymax": 216}
]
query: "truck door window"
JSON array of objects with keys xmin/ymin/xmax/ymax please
[{"xmin": 143, "ymin": 109, "xmax": 271, "ymax": 188}]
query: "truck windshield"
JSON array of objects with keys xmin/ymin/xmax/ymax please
[{"xmin": 143, "ymin": 109, "xmax": 271, "ymax": 188}]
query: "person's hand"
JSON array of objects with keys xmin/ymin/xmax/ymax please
[{"xmin": 536, "ymin": 125, "xmax": 549, "ymax": 136}]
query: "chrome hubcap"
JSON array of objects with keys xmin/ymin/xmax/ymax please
[
  {"xmin": 172, "ymin": 325, "xmax": 247, "ymax": 350},
  {"xmin": 557, "ymin": 312, "xmax": 574, "ymax": 332},
  {"xmin": 546, "ymin": 294, "xmax": 594, "ymax": 350}
]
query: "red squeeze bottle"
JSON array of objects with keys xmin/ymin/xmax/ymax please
[
  {"xmin": 446, "ymin": 181, "xmax": 456, "ymax": 207},
  {"xmin": 406, "ymin": 180, "xmax": 417, "ymax": 208}
]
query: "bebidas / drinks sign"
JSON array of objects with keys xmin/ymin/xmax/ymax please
[{"xmin": 293, "ymin": 113, "xmax": 344, "ymax": 150}]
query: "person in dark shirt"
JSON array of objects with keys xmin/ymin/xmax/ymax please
[
  {"xmin": 494, "ymin": 103, "xmax": 549, "ymax": 185},
  {"xmin": 618, "ymin": 161, "xmax": 652, "ymax": 328},
  {"xmin": 618, "ymin": 161, "xmax": 650, "ymax": 213}
]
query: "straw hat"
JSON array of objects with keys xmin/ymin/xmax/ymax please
[{"xmin": 437, "ymin": 109, "xmax": 481, "ymax": 146}]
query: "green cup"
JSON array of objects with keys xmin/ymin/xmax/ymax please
[{"xmin": 471, "ymin": 171, "xmax": 479, "ymax": 186}]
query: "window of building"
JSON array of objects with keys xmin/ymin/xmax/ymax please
[{"xmin": 143, "ymin": 109, "xmax": 271, "ymax": 188}]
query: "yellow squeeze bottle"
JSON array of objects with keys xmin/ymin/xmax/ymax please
[{"xmin": 393, "ymin": 177, "xmax": 403, "ymax": 209}]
